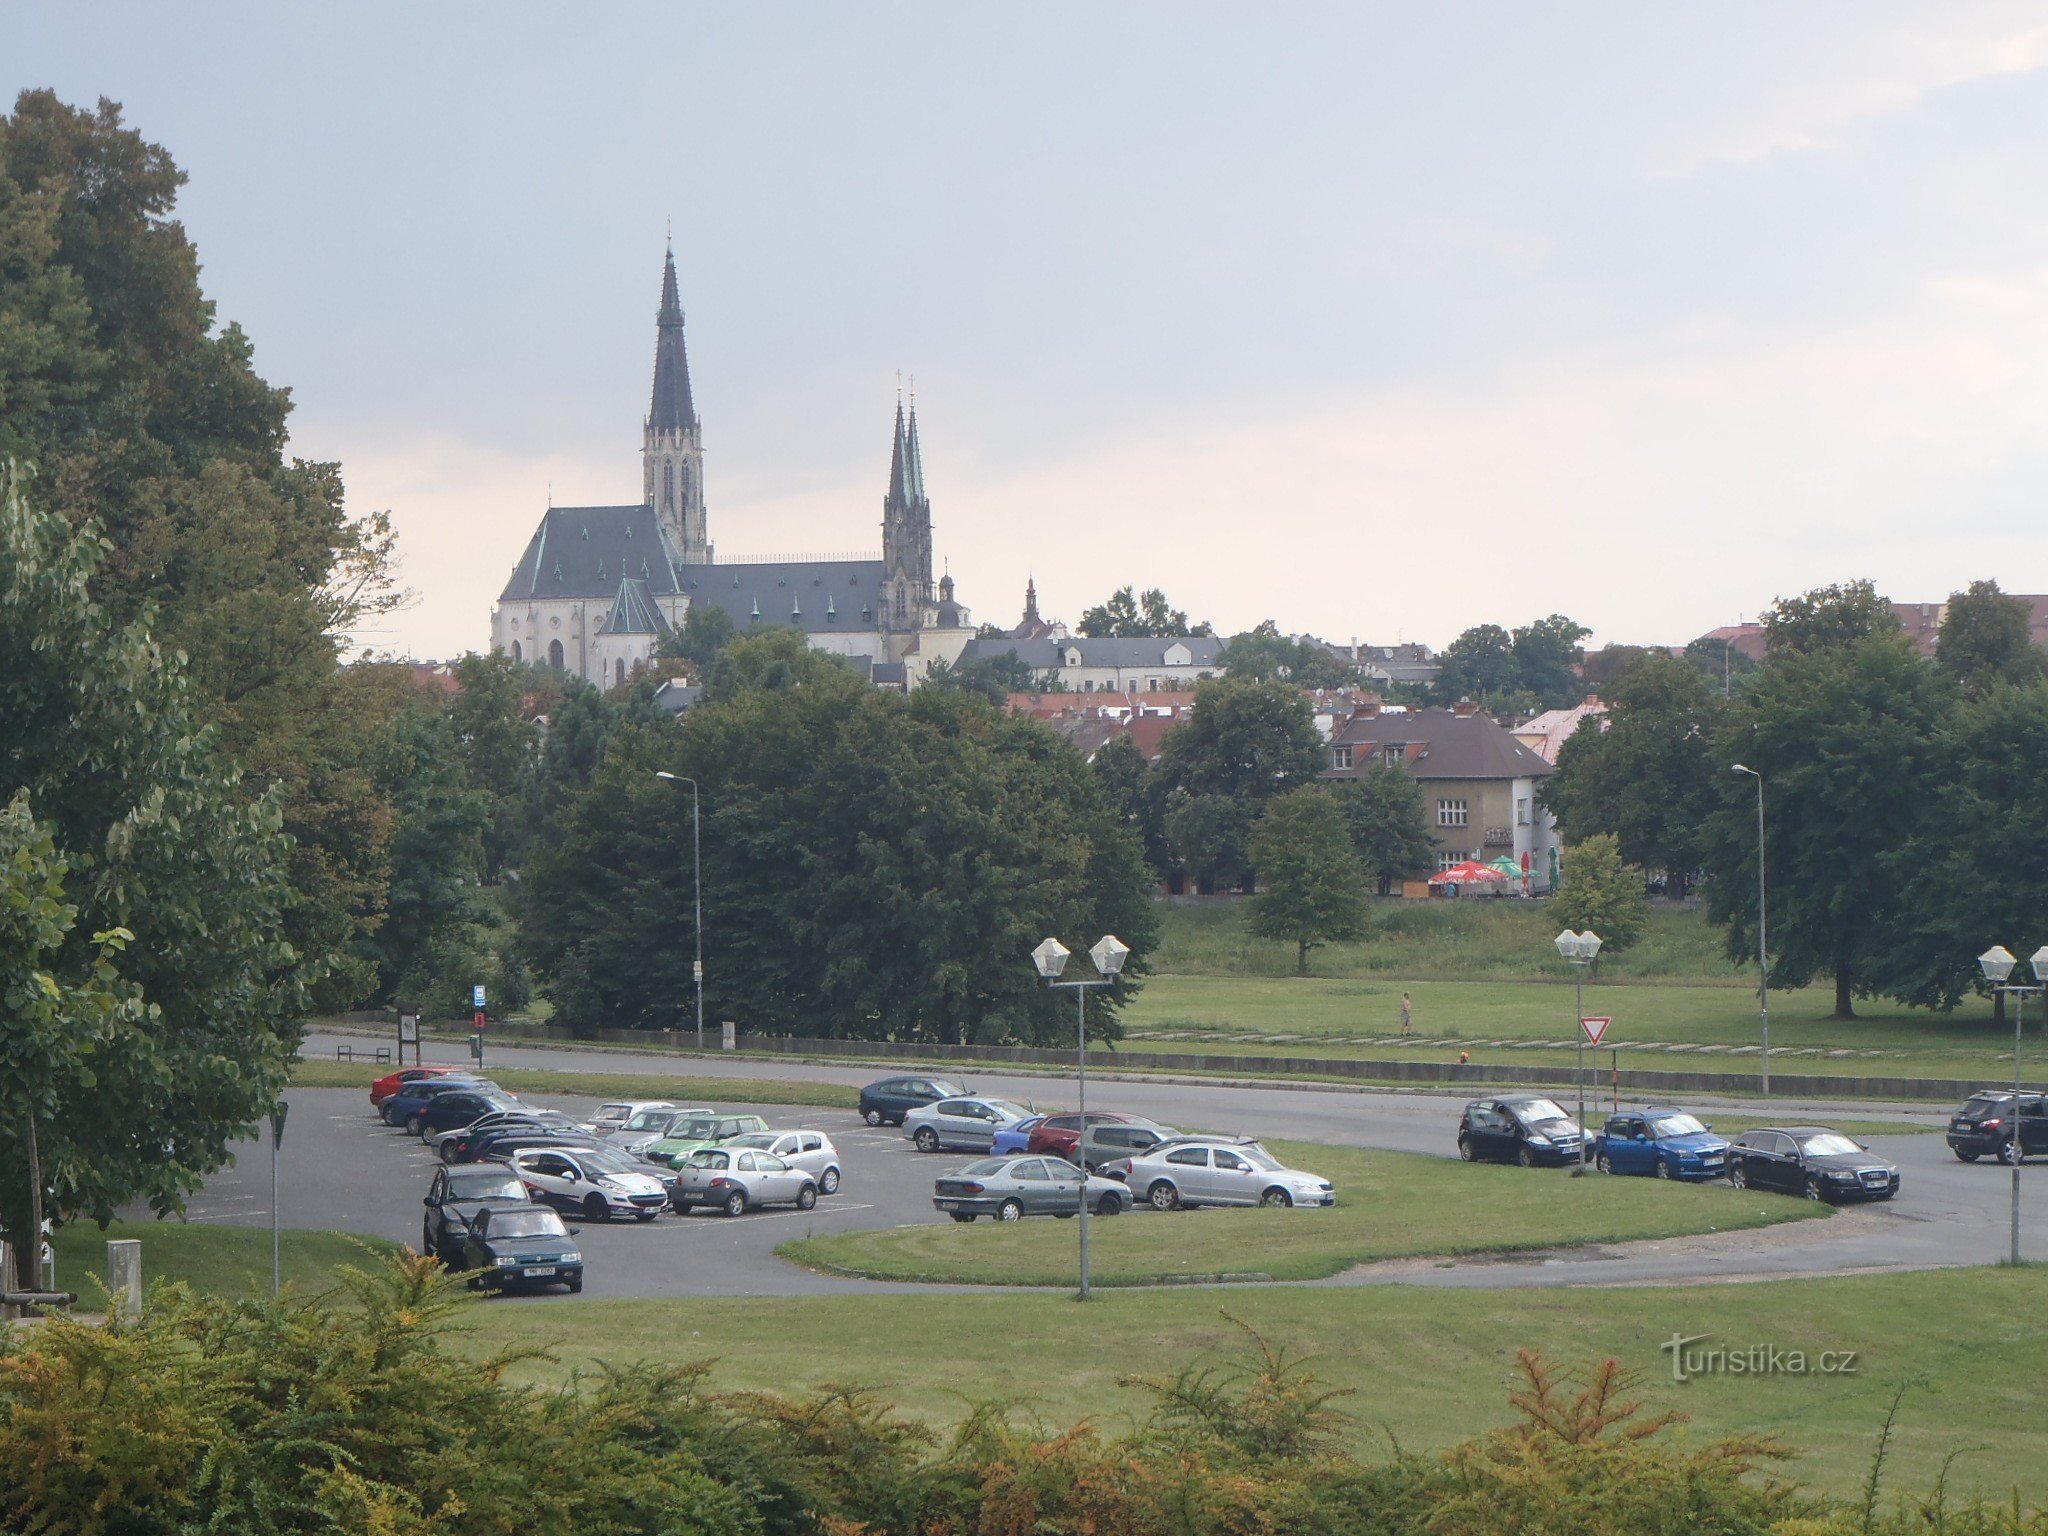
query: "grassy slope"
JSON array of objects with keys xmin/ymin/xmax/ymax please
[
  {"xmin": 48, "ymin": 1221, "xmax": 399, "ymax": 1303},
  {"xmin": 780, "ymin": 1142, "xmax": 1824, "ymax": 1286},
  {"xmin": 467, "ymin": 1264, "xmax": 2048, "ymax": 1501},
  {"xmin": 292, "ymin": 1057, "xmax": 858, "ymax": 1109}
]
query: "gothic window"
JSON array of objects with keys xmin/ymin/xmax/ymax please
[
  {"xmin": 511, "ymin": 641, "xmax": 523, "ymax": 663},
  {"xmin": 616, "ymin": 659, "xmax": 626, "ymax": 687},
  {"xmin": 548, "ymin": 639, "xmax": 564, "ymax": 671},
  {"xmin": 663, "ymin": 462, "xmax": 674, "ymax": 510}
]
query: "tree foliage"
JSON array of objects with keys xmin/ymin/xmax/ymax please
[
  {"xmin": 1760, "ymin": 578, "xmax": 1897, "ymax": 656},
  {"xmin": 1331, "ymin": 765, "xmax": 1437, "ymax": 895},
  {"xmin": 1431, "ymin": 615, "xmax": 1589, "ymax": 710},
  {"xmin": 1151, "ymin": 679, "xmax": 1327, "ymax": 890},
  {"xmin": 1077, "ymin": 584, "xmax": 1212, "ymax": 638},
  {"xmin": 1936, "ymin": 579, "xmax": 2042, "ymax": 697},
  {"xmin": 1248, "ymin": 787, "xmax": 1370, "ymax": 974},
  {"xmin": 1550, "ymin": 834, "xmax": 1648, "ymax": 953}
]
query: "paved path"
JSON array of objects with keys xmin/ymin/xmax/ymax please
[{"xmin": 153, "ymin": 1031, "xmax": 2045, "ymax": 1299}]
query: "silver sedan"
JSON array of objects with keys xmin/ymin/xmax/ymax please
[
  {"xmin": 932, "ymin": 1156, "xmax": 1134, "ymax": 1222},
  {"xmin": 903, "ymin": 1097, "xmax": 1038, "ymax": 1154},
  {"xmin": 672, "ymin": 1146, "xmax": 819, "ymax": 1217}
]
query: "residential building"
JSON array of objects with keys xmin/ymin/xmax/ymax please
[
  {"xmin": 1512, "ymin": 699, "xmax": 1606, "ymax": 763},
  {"xmin": 1324, "ymin": 702, "xmax": 1561, "ymax": 878},
  {"xmin": 952, "ymin": 634, "xmax": 1226, "ymax": 693}
]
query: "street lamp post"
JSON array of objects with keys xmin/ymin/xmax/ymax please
[
  {"xmin": 1554, "ymin": 929, "xmax": 1602, "ymax": 1176},
  {"xmin": 654, "ymin": 772, "xmax": 706, "ymax": 1050},
  {"xmin": 1731, "ymin": 764, "xmax": 1770, "ymax": 1095},
  {"xmin": 1975, "ymin": 944, "xmax": 2048, "ymax": 1267},
  {"xmin": 1032, "ymin": 934, "xmax": 1130, "ymax": 1301}
]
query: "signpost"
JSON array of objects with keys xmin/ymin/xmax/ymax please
[
  {"xmin": 396, "ymin": 1007, "xmax": 421, "ymax": 1067},
  {"xmin": 269, "ymin": 1102, "xmax": 288, "ymax": 1298},
  {"xmin": 1579, "ymin": 1015, "xmax": 1611, "ymax": 1046},
  {"xmin": 471, "ymin": 985, "xmax": 487, "ymax": 1070}
]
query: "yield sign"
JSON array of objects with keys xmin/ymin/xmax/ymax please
[{"xmin": 1580, "ymin": 1015, "xmax": 1612, "ymax": 1046}]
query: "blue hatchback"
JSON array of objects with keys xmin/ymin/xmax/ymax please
[{"xmin": 1594, "ymin": 1108, "xmax": 1730, "ymax": 1181}]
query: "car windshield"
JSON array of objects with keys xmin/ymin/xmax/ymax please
[
  {"xmin": 1517, "ymin": 1099, "xmax": 1572, "ymax": 1125},
  {"xmin": 668, "ymin": 1119, "xmax": 723, "ymax": 1139},
  {"xmin": 625, "ymin": 1108, "xmax": 680, "ymax": 1131},
  {"xmin": 579, "ymin": 1149, "xmax": 638, "ymax": 1174},
  {"xmin": 486, "ymin": 1210, "xmax": 568, "ymax": 1239},
  {"xmin": 1800, "ymin": 1133, "xmax": 1864, "ymax": 1157},
  {"xmin": 960, "ymin": 1158, "xmax": 1010, "ymax": 1176},
  {"xmin": 446, "ymin": 1173, "xmax": 524, "ymax": 1201},
  {"xmin": 1650, "ymin": 1114, "xmax": 1707, "ymax": 1137},
  {"xmin": 1233, "ymin": 1145, "xmax": 1284, "ymax": 1171},
  {"xmin": 686, "ymin": 1149, "xmax": 730, "ymax": 1169},
  {"xmin": 724, "ymin": 1134, "xmax": 778, "ymax": 1150},
  {"xmin": 983, "ymin": 1101, "xmax": 1033, "ymax": 1121}
]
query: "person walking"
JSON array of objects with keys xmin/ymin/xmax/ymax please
[{"xmin": 1399, "ymin": 992, "xmax": 1413, "ymax": 1036}]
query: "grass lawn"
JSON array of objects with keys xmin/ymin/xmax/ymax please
[
  {"xmin": 778, "ymin": 1142, "xmax": 1826, "ymax": 1286},
  {"xmin": 291, "ymin": 1056, "xmax": 858, "ymax": 1110},
  {"xmin": 464, "ymin": 1263, "xmax": 2048, "ymax": 1502},
  {"xmin": 48, "ymin": 1220, "xmax": 399, "ymax": 1304}
]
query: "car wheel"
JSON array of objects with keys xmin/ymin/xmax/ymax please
[
  {"xmin": 1594, "ymin": 1152, "xmax": 1612, "ymax": 1174},
  {"xmin": 1457, "ymin": 1137, "xmax": 1476, "ymax": 1162},
  {"xmin": 405, "ymin": 1114, "xmax": 427, "ymax": 1137},
  {"xmin": 863, "ymin": 1107, "xmax": 883, "ymax": 1127},
  {"xmin": 567, "ymin": 1276, "xmax": 583, "ymax": 1294},
  {"xmin": 1729, "ymin": 1164, "xmax": 1748, "ymax": 1189},
  {"xmin": 1654, "ymin": 1159, "xmax": 1673, "ymax": 1180},
  {"xmin": 914, "ymin": 1127, "xmax": 939, "ymax": 1153},
  {"xmin": 421, "ymin": 1223, "xmax": 437, "ymax": 1259},
  {"xmin": 439, "ymin": 1142, "xmax": 460, "ymax": 1164},
  {"xmin": 1804, "ymin": 1175, "xmax": 1827, "ymax": 1202},
  {"xmin": 797, "ymin": 1183, "xmax": 817, "ymax": 1211},
  {"xmin": 1259, "ymin": 1187, "xmax": 1293, "ymax": 1208},
  {"xmin": 1955, "ymin": 1148, "xmax": 1980, "ymax": 1163},
  {"xmin": 1147, "ymin": 1180, "xmax": 1179, "ymax": 1211},
  {"xmin": 950, "ymin": 1212, "xmax": 976, "ymax": 1223},
  {"xmin": 819, "ymin": 1167, "xmax": 841, "ymax": 1194},
  {"xmin": 582, "ymin": 1193, "xmax": 608, "ymax": 1222},
  {"xmin": 1516, "ymin": 1146, "xmax": 1536, "ymax": 1168},
  {"xmin": 1999, "ymin": 1140, "xmax": 2021, "ymax": 1166},
  {"xmin": 997, "ymin": 1199, "xmax": 1024, "ymax": 1222},
  {"xmin": 1095, "ymin": 1192, "xmax": 1122, "ymax": 1217},
  {"xmin": 723, "ymin": 1189, "xmax": 747, "ymax": 1218}
]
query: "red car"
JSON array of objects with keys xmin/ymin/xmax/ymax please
[
  {"xmin": 1027, "ymin": 1111, "xmax": 1145, "ymax": 1161},
  {"xmin": 369, "ymin": 1064, "xmax": 463, "ymax": 1109}
]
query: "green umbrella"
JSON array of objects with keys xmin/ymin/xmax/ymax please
[{"xmin": 1489, "ymin": 856, "xmax": 1522, "ymax": 879}]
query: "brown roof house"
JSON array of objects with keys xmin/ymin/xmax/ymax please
[{"xmin": 1324, "ymin": 702, "xmax": 1562, "ymax": 886}]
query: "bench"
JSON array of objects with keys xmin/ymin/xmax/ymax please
[{"xmin": 334, "ymin": 1045, "xmax": 393, "ymax": 1064}]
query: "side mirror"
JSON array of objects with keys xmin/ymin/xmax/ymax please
[
  {"xmin": 568, "ymin": 1227, "xmax": 583, "ymax": 1237},
  {"xmin": 422, "ymin": 1196, "xmax": 434, "ymax": 1206}
]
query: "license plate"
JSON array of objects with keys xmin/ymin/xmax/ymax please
[
  {"xmin": 935, "ymin": 1198, "xmax": 960, "ymax": 1209},
  {"xmin": 523, "ymin": 1266, "xmax": 556, "ymax": 1277}
]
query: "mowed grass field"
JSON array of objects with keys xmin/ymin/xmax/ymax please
[
  {"xmin": 48, "ymin": 1220, "xmax": 400, "ymax": 1303},
  {"xmin": 781, "ymin": 1142, "xmax": 1827, "ymax": 1286},
  {"xmin": 467, "ymin": 1264, "xmax": 2048, "ymax": 1502}
]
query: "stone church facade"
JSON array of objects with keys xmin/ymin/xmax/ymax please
[{"xmin": 492, "ymin": 248, "xmax": 973, "ymax": 689}]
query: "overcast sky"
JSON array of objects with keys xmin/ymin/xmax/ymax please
[{"xmin": 12, "ymin": 3, "xmax": 2048, "ymax": 658}]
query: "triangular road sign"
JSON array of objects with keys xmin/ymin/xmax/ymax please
[{"xmin": 1580, "ymin": 1015, "xmax": 1612, "ymax": 1046}]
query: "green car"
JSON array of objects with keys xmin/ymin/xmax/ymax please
[{"xmin": 643, "ymin": 1112, "xmax": 770, "ymax": 1167}]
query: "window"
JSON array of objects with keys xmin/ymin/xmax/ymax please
[
  {"xmin": 547, "ymin": 638, "xmax": 564, "ymax": 670},
  {"xmin": 1437, "ymin": 798, "xmax": 1469, "ymax": 827},
  {"xmin": 1333, "ymin": 745, "xmax": 1354, "ymax": 770},
  {"xmin": 511, "ymin": 640, "xmax": 523, "ymax": 663},
  {"xmin": 735, "ymin": 1153, "xmax": 757, "ymax": 1172},
  {"xmin": 1011, "ymin": 1161, "xmax": 1050, "ymax": 1182},
  {"xmin": 615, "ymin": 659, "xmax": 626, "ymax": 686},
  {"xmin": 1213, "ymin": 1151, "xmax": 1251, "ymax": 1172},
  {"xmin": 1380, "ymin": 744, "xmax": 1406, "ymax": 767},
  {"xmin": 1438, "ymin": 851, "xmax": 1469, "ymax": 871},
  {"xmin": 1516, "ymin": 797, "xmax": 1531, "ymax": 827},
  {"xmin": 1165, "ymin": 1148, "xmax": 1209, "ymax": 1167}
]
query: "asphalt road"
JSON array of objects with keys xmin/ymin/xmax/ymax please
[{"xmin": 143, "ymin": 1031, "xmax": 2048, "ymax": 1300}]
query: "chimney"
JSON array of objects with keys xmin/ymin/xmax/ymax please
[{"xmin": 1452, "ymin": 697, "xmax": 1480, "ymax": 718}]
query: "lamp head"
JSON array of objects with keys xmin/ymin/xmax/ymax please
[
  {"xmin": 1579, "ymin": 931, "xmax": 1603, "ymax": 959},
  {"xmin": 1554, "ymin": 929, "xmax": 1581, "ymax": 960},
  {"xmin": 655, "ymin": 771, "xmax": 678, "ymax": 782},
  {"xmin": 1089, "ymin": 935, "xmax": 1131, "ymax": 977},
  {"xmin": 2032, "ymin": 946, "xmax": 2048, "ymax": 985},
  {"xmin": 1032, "ymin": 937, "xmax": 1071, "ymax": 980},
  {"xmin": 1731, "ymin": 763, "xmax": 1756, "ymax": 777},
  {"xmin": 1979, "ymin": 945, "xmax": 2016, "ymax": 985}
]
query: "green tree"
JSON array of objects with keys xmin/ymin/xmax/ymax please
[
  {"xmin": 1550, "ymin": 834, "xmax": 1648, "ymax": 953},
  {"xmin": 1153, "ymin": 679, "xmax": 1326, "ymax": 888},
  {"xmin": 1701, "ymin": 623, "xmax": 1948, "ymax": 1018},
  {"xmin": 0, "ymin": 471, "xmax": 303, "ymax": 1262},
  {"xmin": 1761, "ymin": 578, "xmax": 1897, "ymax": 655},
  {"xmin": 1511, "ymin": 614, "xmax": 1591, "ymax": 709},
  {"xmin": 1935, "ymin": 578, "xmax": 2042, "ymax": 697},
  {"xmin": 1542, "ymin": 652, "xmax": 1725, "ymax": 897},
  {"xmin": 1331, "ymin": 764, "xmax": 1436, "ymax": 894},
  {"xmin": 1078, "ymin": 584, "xmax": 1211, "ymax": 638},
  {"xmin": 1223, "ymin": 624, "xmax": 1361, "ymax": 690},
  {"xmin": 657, "ymin": 600, "xmax": 737, "ymax": 672},
  {"xmin": 1431, "ymin": 623, "xmax": 1519, "ymax": 704},
  {"xmin": 923, "ymin": 648, "xmax": 1040, "ymax": 703},
  {"xmin": 1247, "ymin": 788, "xmax": 1370, "ymax": 974},
  {"xmin": 1682, "ymin": 634, "xmax": 1757, "ymax": 692},
  {"xmin": 703, "ymin": 627, "xmax": 858, "ymax": 702},
  {"xmin": 448, "ymin": 650, "xmax": 540, "ymax": 878}
]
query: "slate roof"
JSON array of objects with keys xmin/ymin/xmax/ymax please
[
  {"xmin": 955, "ymin": 635, "xmax": 1226, "ymax": 670},
  {"xmin": 500, "ymin": 506, "xmax": 688, "ymax": 602},
  {"xmin": 1328, "ymin": 708, "xmax": 1555, "ymax": 781},
  {"xmin": 649, "ymin": 249, "xmax": 697, "ymax": 432},
  {"xmin": 676, "ymin": 559, "xmax": 892, "ymax": 633},
  {"xmin": 605, "ymin": 577, "xmax": 672, "ymax": 636}
]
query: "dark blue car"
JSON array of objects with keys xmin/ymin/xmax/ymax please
[
  {"xmin": 1594, "ymin": 1108, "xmax": 1730, "ymax": 1181},
  {"xmin": 383, "ymin": 1076, "xmax": 495, "ymax": 1133}
]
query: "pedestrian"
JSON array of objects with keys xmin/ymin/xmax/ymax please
[{"xmin": 1399, "ymin": 992, "xmax": 1412, "ymax": 1036}]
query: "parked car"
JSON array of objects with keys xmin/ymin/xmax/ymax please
[
  {"xmin": 459, "ymin": 1205, "xmax": 584, "ymax": 1293},
  {"xmin": 431, "ymin": 1110, "xmax": 586, "ymax": 1163},
  {"xmin": 858, "ymin": 1075, "xmax": 972, "ymax": 1127},
  {"xmin": 468, "ymin": 1128, "xmax": 606, "ymax": 1165},
  {"xmin": 421, "ymin": 1164, "xmax": 533, "ymax": 1266},
  {"xmin": 383, "ymin": 1077, "xmax": 500, "ymax": 1132},
  {"xmin": 903, "ymin": 1098, "xmax": 1038, "ymax": 1154},
  {"xmin": 991, "ymin": 1115, "xmax": 1045, "ymax": 1156},
  {"xmin": 1457, "ymin": 1096, "xmax": 1589, "ymax": 1167},
  {"xmin": 644, "ymin": 1112, "xmax": 771, "ymax": 1168},
  {"xmin": 1592, "ymin": 1108, "xmax": 1731, "ymax": 1181},
  {"xmin": 410, "ymin": 1087, "xmax": 524, "ymax": 1140},
  {"xmin": 608, "ymin": 1105, "xmax": 715, "ymax": 1157},
  {"xmin": 372, "ymin": 1064, "xmax": 463, "ymax": 1110},
  {"xmin": 1726, "ymin": 1126, "xmax": 1901, "ymax": 1202},
  {"xmin": 1028, "ymin": 1111, "xmax": 1149, "ymax": 1163},
  {"xmin": 507, "ymin": 1145, "xmax": 671, "ymax": 1221},
  {"xmin": 673, "ymin": 1146, "xmax": 818, "ymax": 1216},
  {"xmin": 1121, "ymin": 1138, "xmax": 1336, "ymax": 1210},
  {"xmin": 720, "ymin": 1130, "xmax": 844, "ymax": 1193},
  {"xmin": 1074, "ymin": 1120, "xmax": 1179, "ymax": 1174},
  {"xmin": 592, "ymin": 1099, "xmax": 676, "ymax": 1135},
  {"xmin": 1946, "ymin": 1090, "xmax": 2048, "ymax": 1164},
  {"xmin": 931, "ymin": 1155, "xmax": 1133, "ymax": 1222}
]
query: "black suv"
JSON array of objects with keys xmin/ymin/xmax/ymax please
[
  {"xmin": 1457, "ymin": 1095, "xmax": 1589, "ymax": 1167},
  {"xmin": 1946, "ymin": 1091, "xmax": 2048, "ymax": 1164},
  {"xmin": 858, "ymin": 1075, "xmax": 971, "ymax": 1127}
]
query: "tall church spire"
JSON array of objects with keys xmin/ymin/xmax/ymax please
[
  {"xmin": 644, "ymin": 244, "xmax": 707, "ymax": 561},
  {"xmin": 880, "ymin": 387, "xmax": 933, "ymax": 631}
]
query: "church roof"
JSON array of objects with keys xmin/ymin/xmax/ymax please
[
  {"xmin": 500, "ymin": 505, "xmax": 688, "ymax": 602},
  {"xmin": 676, "ymin": 559, "xmax": 892, "ymax": 633},
  {"xmin": 649, "ymin": 248, "xmax": 697, "ymax": 433},
  {"xmin": 604, "ymin": 577, "xmax": 672, "ymax": 636}
]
